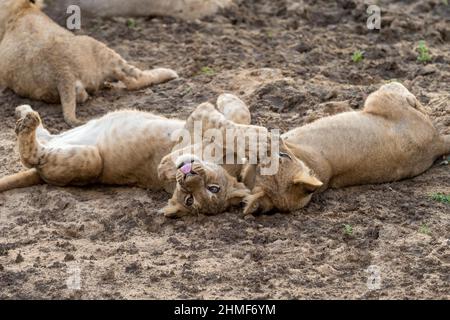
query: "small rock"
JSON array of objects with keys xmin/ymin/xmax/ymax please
[
  {"xmin": 49, "ymin": 261, "xmax": 65, "ymax": 268},
  {"xmin": 125, "ymin": 262, "xmax": 142, "ymax": 274},
  {"xmin": 0, "ymin": 264, "xmax": 4, "ymax": 271},
  {"xmin": 15, "ymin": 253, "xmax": 24, "ymax": 263},
  {"xmin": 323, "ymin": 90, "xmax": 338, "ymax": 101},
  {"xmin": 419, "ymin": 65, "xmax": 437, "ymax": 76},
  {"xmin": 64, "ymin": 254, "xmax": 75, "ymax": 262},
  {"xmin": 243, "ymin": 214, "xmax": 255, "ymax": 221},
  {"xmin": 101, "ymin": 269, "xmax": 116, "ymax": 282},
  {"xmin": 231, "ymin": 251, "xmax": 245, "ymax": 259},
  {"xmin": 293, "ymin": 43, "xmax": 312, "ymax": 53}
]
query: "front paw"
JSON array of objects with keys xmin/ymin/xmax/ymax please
[{"xmin": 242, "ymin": 194, "xmax": 260, "ymax": 216}]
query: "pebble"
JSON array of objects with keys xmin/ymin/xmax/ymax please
[{"xmin": 15, "ymin": 253, "xmax": 24, "ymax": 263}]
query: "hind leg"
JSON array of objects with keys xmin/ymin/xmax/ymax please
[
  {"xmin": 15, "ymin": 110, "xmax": 103, "ymax": 186},
  {"xmin": 37, "ymin": 144, "xmax": 103, "ymax": 186},
  {"xmin": 57, "ymin": 78, "xmax": 84, "ymax": 127},
  {"xmin": 15, "ymin": 105, "xmax": 52, "ymax": 143},
  {"xmin": 118, "ymin": 67, "xmax": 179, "ymax": 91},
  {"xmin": 15, "ymin": 110, "xmax": 44, "ymax": 167},
  {"xmin": 99, "ymin": 46, "xmax": 178, "ymax": 90},
  {"xmin": 115, "ymin": 64, "xmax": 178, "ymax": 91},
  {"xmin": 217, "ymin": 93, "xmax": 251, "ymax": 125}
]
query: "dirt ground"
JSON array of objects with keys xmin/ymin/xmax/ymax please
[{"xmin": 1, "ymin": 0, "xmax": 449, "ymax": 299}]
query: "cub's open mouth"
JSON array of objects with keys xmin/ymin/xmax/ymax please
[{"xmin": 177, "ymin": 162, "xmax": 198, "ymax": 178}]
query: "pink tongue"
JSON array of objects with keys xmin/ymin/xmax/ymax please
[{"xmin": 180, "ymin": 163, "xmax": 192, "ymax": 175}]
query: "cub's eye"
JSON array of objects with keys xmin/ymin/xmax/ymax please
[
  {"xmin": 279, "ymin": 152, "xmax": 291, "ymax": 160},
  {"xmin": 207, "ymin": 185, "xmax": 220, "ymax": 193},
  {"xmin": 184, "ymin": 195, "xmax": 194, "ymax": 206}
]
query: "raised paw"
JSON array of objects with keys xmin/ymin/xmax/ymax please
[
  {"xmin": 217, "ymin": 93, "xmax": 251, "ymax": 125},
  {"xmin": 217, "ymin": 93, "xmax": 244, "ymax": 110},
  {"xmin": 15, "ymin": 111, "xmax": 41, "ymax": 135},
  {"xmin": 15, "ymin": 105, "xmax": 34, "ymax": 120}
]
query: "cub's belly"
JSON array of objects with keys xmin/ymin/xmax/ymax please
[
  {"xmin": 96, "ymin": 119, "xmax": 184, "ymax": 189},
  {"xmin": 98, "ymin": 142, "xmax": 175, "ymax": 190}
]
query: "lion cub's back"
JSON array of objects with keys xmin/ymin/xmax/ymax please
[{"xmin": 284, "ymin": 111, "xmax": 439, "ymax": 186}]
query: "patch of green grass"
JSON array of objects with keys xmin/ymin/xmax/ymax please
[
  {"xmin": 431, "ymin": 193, "xmax": 450, "ymax": 204},
  {"xmin": 443, "ymin": 0, "xmax": 449, "ymax": 6},
  {"xmin": 417, "ymin": 41, "xmax": 432, "ymax": 63},
  {"xmin": 343, "ymin": 224, "xmax": 354, "ymax": 236},
  {"xmin": 200, "ymin": 66, "xmax": 216, "ymax": 76},
  {"xmin": 127, "ymin": 18, "xmax": 137, "ymax": 29},
  {"xmin": 351, "ymin": 50, "xmax": 364, "ymax": 63},
  {"xmin": 419, "ymin": 224, "xmax": 431, "ymax": 235}
]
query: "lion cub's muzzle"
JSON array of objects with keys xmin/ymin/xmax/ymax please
[{"xmin": 175, "ymin": 160, "xmax": 206, "ymax": 191}]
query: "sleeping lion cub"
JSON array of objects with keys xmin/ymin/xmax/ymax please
[
  {"xmin": 0, "ymin": 94, "xmax": 251, "ymax": 216},
  {"xmin": 197, "ymin": 82, "xmax": 450, "ymax": 214},
  {"xmin": 0, "ymin": 0, "xmax": 178, "ymax": 126}
]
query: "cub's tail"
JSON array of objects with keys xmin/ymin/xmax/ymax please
[{"xmin": 0, "ymin": 169, "xmax": 43, "ymax": 192}]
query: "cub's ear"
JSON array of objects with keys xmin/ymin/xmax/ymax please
[
  {"xmin": 32, "ymin": 0, "xmax": 45, "ymax": 9},
  {"xmin": 406, "ymin": 95, "xmax": 429, "ymax": 115},
  {"xmin": 160, "ymin": 199, "xmax": 187, "ymax": 218},
  {"xmin": 226, "ymin": 181, "xmax": 251, "ymax": 206},
  {"xmin": 293, "ymin": 172, "xmax": 323, "ymax": 191}
]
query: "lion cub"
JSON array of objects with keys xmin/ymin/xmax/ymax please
[
  {"xmin": 0, "ymin": 0, "xmax": 178, "ymax": 126},
  {"xmin": 0, "ymin": 94, "xmax": 251, "ymax": 216},
  {"xmin": 214, "ymin": 83, "xmax": 450, "ymax": 214}
]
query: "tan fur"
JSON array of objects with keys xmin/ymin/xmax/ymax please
[
  {"xmin": 161, "ymin": 155, "xmax": 250, "ymax": 218},
  {"xmin": 215, "ymin": 83, "xmax": 450, "ymax": 214},
  {"xmin": 158, "ymin": 95, "xmax": 253, "ymax": 217},
  {"xmin": 0, "ymin": 94, "xmax": 252, "ymax": 215},
  {"xmin": 0, "ymin": 168, "xmax": 42, "ymax": 192},
  {"xmin": 44, "ymin": 0, "xmax": 232, "ymax": 20},
  {"xmin": 216, "ymin": 93, "xmax": 251, "ymax": 126},
  {"xmin": 0, "ymin": 0, "xmax": 178, "ymax": 126}
]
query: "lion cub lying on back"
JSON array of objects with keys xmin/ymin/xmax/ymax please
[
  {"xmin": 0, "ymin": 94, "xmax": 252, "ymax": 216},
  {"xmin": 213, "ymin": 82, "xmax": 450, "ymax": 214},
  {"xmin": 0, "ymin": 0, "xmax": 178, "ymax": 126}
]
